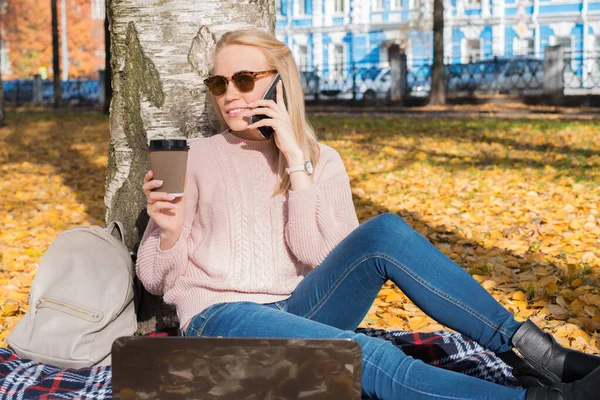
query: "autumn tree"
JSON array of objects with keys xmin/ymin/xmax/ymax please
[
  {"xmin": 67, "ymin": 0, "xmax": 104, "ymax": 78},
  {"xmin": 429, "ymin": 0, "xmax": 445, "ymax": 105},
  {"xmin": 4, "ymin": 0, "xmax": 103, "ymax": 80},
  {"xmin": 105, "ymin": 0, "xmax": 276, "ymax": 332},
  {"xmin": 3, "ymin": 0, "xmax": 52, "ymax": 79}
]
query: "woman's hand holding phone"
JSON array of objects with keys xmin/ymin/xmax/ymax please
[
  {"xmin": 245, "ymin": 80, "xmax": 303, "ymax": 160},
  {"xmin": 143, "ymin": 170, "xmax": 186, "ymax": 250}
]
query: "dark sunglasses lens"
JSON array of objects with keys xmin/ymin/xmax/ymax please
[
  {"xmin": 233, "ymin": 73, "xmax": 255, "ymax": 93},
  {"xmin": 205, "ymin": 77, "xmax": 227, "ymax": 96}
]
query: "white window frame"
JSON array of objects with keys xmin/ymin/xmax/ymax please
[
  {"xmin": 462, "ymin": 38, "xmax": 482, "ymax": 63},
  {"xmin": 391, "ymin": 0, "xmax": 403, "ymax": 9},
  {"xmin": 329, "ymin": 43, "xmax": 346, "ymax": 80},
  {"xmin": 294, "ymin": 0, "xmax": 306, "ymax": 15},
  {"xmin": 296, "ymin": 44, "xmax": 309, "ymax": 70},
  {"xmin": 513, "ymin": 36, "xmax": 534, "ymax": 56},
  {"xmin": 464, "ymin": 0, "xmax": 481, "ymax": 9},
  {"xmin": 374, "ymin": 0, "xmax": 385, "ymax": 11},
  {"xmin": 334, "ymin": 0, "xmax": 345, "ymax": 14},
  {"xmin": 552, "ymin": 35, "xmax": 573, "ymax": 57},
  {"xmin": 595, "ymin": 36, "xmax": 600, "ymax": 72}
]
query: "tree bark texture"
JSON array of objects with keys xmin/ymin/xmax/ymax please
[
  {"xmin": 103, "ymin": 4, "xmax": 112, "ymax": 115},
  {"xmin": 51, "ymin": 0, "xmax": 61, "ymax": 107},
  {"xmin": 106, "ymin": 0, "xmax": 275, "ymax": 332},
  {"xmin": 429, "ymin": 0, "xmax": 445, "ymax": 105}
]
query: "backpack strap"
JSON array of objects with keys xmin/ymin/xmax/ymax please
[{"xmin": 105, "ymin": 221, "xmax": 126, "ymax": 244}]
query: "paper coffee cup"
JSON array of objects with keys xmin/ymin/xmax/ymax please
[{"xmin": 148, "ymin": 139, "xmax": 189, "ymax": 197}]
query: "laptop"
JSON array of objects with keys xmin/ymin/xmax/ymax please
[{"xmin": 111, "ymin": 336, "xmax": 362, "ymax": 399}]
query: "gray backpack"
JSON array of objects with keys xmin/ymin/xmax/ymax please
[{"xmin": 7, "ymin": 221, "xmax": 137, "ymax": 369}]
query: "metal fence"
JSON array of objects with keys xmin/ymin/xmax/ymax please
[
  {"xmin": 3, "ymin": 79, "xmax": 100, "ymax": 105},
  {"xmin": 300, "ymin": 51, "xmax": 600, "ymax": 101},
  {"xmin": 564, "ymin": 52, "xmax": 600, "ymax": 94},
  {"xmin": 4, "ymin": 50, "xmax": 600, "ymax": 105}
]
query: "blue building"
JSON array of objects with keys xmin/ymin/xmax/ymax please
[{"xmin": 275, "ymin": 0, "xmax": 600, "ymax": 90}]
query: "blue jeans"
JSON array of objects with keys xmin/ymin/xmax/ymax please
[{"xmin": 185, "ymin": 213, "xmax": 527, "ymax": 399}]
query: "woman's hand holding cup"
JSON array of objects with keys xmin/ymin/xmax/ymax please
[{"xmin": 143, "ymin": 170, "xmax": 186, "ymax": 250}]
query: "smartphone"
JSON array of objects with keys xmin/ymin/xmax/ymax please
[{"xmin": 250, "ymin": 73, "xmax": 287, "ymax": 139}]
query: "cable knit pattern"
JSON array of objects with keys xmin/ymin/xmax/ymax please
[{"xmin": 136, "ymin": 129, "xmax": 360, "ymax": 330}]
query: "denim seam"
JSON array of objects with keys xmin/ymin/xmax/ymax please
[
  {"xmin": 377, "ymin": 252, "xmax": 513, "ymax": 339},
  {"xmin": 194, "ymin": 303, "xmax": 229, "ymax": 336},
  {"xmin": 304, "ymin": 253, "xmax": 373, "ymax": 320},
  {"xmin": 305, "ymin": 252, "xmax": 512, "ymax": 340},
  {"xmin": 363, "ymin": 357, "xmax": 487, "ymax": 399}
]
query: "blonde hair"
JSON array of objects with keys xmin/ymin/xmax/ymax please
[{"xmin": 210, "ymin": 28, "xmax": 320, "ymax": 197}]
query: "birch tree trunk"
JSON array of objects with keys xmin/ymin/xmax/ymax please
[{"xmin": 106, "ymin": 0, "xmax": 275, "ymax": 333}]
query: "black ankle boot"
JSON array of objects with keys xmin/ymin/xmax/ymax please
[
  {"xmin": 500, "ymin": 320, "xmax": 600, "ymax": 388},
  {"xmin": 525, "ymin": 365, "xmax": 600, "ymax": 400}
]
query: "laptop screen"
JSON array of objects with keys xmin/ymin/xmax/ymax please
[{"xmin": 111, "ymin": 336, "xmax": 362, "ymax": 399}]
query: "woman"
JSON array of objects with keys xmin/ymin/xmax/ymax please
[{"xmin": 137, "ymin": 28, "xmax": 599, "ymax": 399}]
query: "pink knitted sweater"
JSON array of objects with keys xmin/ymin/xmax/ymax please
[{"xmin": 136, "ymin": 129, "xmax": 359, "ymax": 329}]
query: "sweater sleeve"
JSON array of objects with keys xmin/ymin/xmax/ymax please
[
  {"xmin": 285, "ymin": 148, "xmax": 359, "ymax": 266},
  {"xmin": 135, "ymin": 169, "xmax": 199, "ymax": 296}
]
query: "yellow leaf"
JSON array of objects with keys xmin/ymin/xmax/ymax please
[
  {"xmin": 545, "ymin": 283, "xmax": 559, "ymax": 295},
  {"xmin": 482, "ymin": 280, "xmax": 498, "ymax": 290},
  {"xmin": 571, "ymin": 299, "xmax": 586, "ymax": 314},
  {"xmin": 1, "ymin": 300, "xmax": 20, "ymax": 317},
  {"xmin": 386, "ymin": 316, "xmax": 405, "ymax": 329},
  {"xmin": 408, "ymin": 316, "xmax": 429, "ymax": 331},
  {"xmin": 385, "ymin": 291, "xmax": 404, "ymax": 303},
  {"xmin": 512, "ymin": 291, "xmax": 528, "ymax": 301}
]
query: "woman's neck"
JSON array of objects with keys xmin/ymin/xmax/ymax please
[{"xmin": 229, "ymin": 127, "xmax": 268, "ymax": 142}]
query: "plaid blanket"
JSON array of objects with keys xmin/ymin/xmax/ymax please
[{"xmin": 0, "ymin": 328, "xmax": 519, "ymax": 399}]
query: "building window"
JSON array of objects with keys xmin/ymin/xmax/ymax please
[
  {"xmin": 391, "ymin": 0, "xmax": 402, "ymax": 9},
  {"xmin": 276, "ymin": 0, "xmax": 282, "ymax": 15},
  {"xmin": 554, "ymin": 36, "xmax": 572, "ymax": 57},
  {"xmin": 464, "ymin": 0, "xmax": 481, "ymax": 8},
  {"xmin": 297, "ymin": 45, "xmax": 309, "ymax": 70},
  {"xmin": 514, "ymin": 37, "xmax": 534, "ymax": 56},
  {"xmin": 91, "ymin": 0, "xmax": 105, "ymax": 20},
  {"xmin": 295, "ymin": 0, "xmax": 306, "ymax": 15},
  {"xmin": 374, "ymin": 0, "xmax": 385, "ymax": 10},
  {"xmin": 465, "ymin": 39, "xmax": 481, "ymax": 62},
  {"xmin": 330, "ymin": 44, "xmax": 345, "ymax": 79},
  {"xmin": 595, "ymin": 36, "xmax": 600, "ymax": 71},
  {"xmin": 334, "ymin": 0, "xmax": 345, "ymax": 13}
]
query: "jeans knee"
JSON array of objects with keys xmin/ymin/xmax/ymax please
[
  {"xmin": 370, "ymin": 213, "xmax": 412, "ymax": 238},
  {"xmin": 356, "ymin": 213, "xmax": 414, "ymax": 254}
]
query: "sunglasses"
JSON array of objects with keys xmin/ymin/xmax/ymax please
[{"xmin": 203, "ymin": 70, "xmax": 278, "ymax": 96}]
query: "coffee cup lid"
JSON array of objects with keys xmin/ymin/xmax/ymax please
[{"xmin": 148, "ymin": 139, "xmax": 189, "ymax": 151}]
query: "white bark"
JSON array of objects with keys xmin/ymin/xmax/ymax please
[{"xmin": 106, "ymin": 0, "xmax": 275, "ymax": 331}]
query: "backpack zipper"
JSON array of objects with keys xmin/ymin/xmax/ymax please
[{"xmin": 36, "ymin": 298, "xmax": 100, "ymax": 320}]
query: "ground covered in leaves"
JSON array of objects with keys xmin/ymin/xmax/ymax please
[{"xmin": 1, "ymin": 110, "xmax": 599, "ymax": 355}]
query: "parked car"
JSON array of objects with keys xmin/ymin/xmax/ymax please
[
  {"xmin": 447, "ymin": 58, "xmax": 510, "ymax": 93},
  {"xmin": 301, "ymin": 65, "xmax": 392, "ymax": 101},
  {"xmin": 496, "ymin": 57, "xmax": 544, "ymax": 94},
  {"xmin": 406, "ymin": 64, "xmax": 464, "ymax": 97}
]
